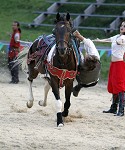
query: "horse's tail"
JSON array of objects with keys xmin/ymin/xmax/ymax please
[{"xmin": 13, "ymin": 46, "xmax": 30, "ymax": 73}]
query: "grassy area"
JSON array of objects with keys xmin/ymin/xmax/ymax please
[
  {"xmin": 100, "ymin": 53, "xmax": 110, "ymax": 81},
  {"xmin": 0, "ymin": 0, "xmax": 51, "ymax": 41},
  {"xmin": 0, "ymin": 0, "xmax": 123, "ymax": 41},
  {"xmin": 0, "ymin": 0, "xmax": 124, "ymax": 80}
]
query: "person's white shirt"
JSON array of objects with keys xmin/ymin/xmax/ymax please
[
  {"xmin": 110, "ymin": 34, "xmax": 125, "ymax": 59},
  {"xmin": 81, "ymin": 38, "xmax": 100, "ymax": 60},
  {"xmin": 14, "ymin": 33, "xmax": 20, "ymax": 42}
]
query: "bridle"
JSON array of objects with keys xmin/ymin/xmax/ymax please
[
  {"xmin": 56, "ymin": 39, "xmax": 72, "ymax": 54},
  {"xmin": 55, "ymin": 21, "xmax": 73, "ymax": 55}
]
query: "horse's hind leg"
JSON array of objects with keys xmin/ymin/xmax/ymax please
[
  {"xmin": 27, "ymin": 63, "xmax": 39, "ymax": 108},
  {"xmin": 38, "ymin": 79, "xmax": 51, "ymax": 106},
  {"xmin": 27, "ymin": 79, "xmax": 34, "ymax": 108}
]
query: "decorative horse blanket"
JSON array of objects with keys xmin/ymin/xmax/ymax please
[{"xmin": 27, "ymin": 34, "xmax": 55, "ymax": 65}]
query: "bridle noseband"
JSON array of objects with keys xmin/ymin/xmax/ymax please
[{"xmin": 56, "ymin": 39, "xmax": 72, "ymax": 54}]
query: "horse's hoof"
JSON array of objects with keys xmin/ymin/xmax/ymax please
[
  {"xmin": 38, "ymin": 101, "xmax": 47, "ymax": 107},
  {"xmin": 57, "ymin": 112, "xmax": 64, "ymax": 126},
  {"xmin": 26, "ymin": 101, "xmax": 33, "ymax": 108},
  {"xmin": 62, "ymin": 110, "xmax": 69, "ymax": 117},
  {"xmin": 57, "ymin": 123, "xmax": 64, "ymax": 127}
]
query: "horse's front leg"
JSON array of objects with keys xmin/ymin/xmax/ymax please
[
  {"xmin": 26, "ymin": 63, "xmax": 39, "ymax": 108},
  {"xmin": 51, "ymin": 78, "xmax": 63, "ymax": 127},
  {"xmin": 62, "ymin": 80, "xmax": 73, "ymax": 117}
]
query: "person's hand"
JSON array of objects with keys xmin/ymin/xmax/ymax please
[
  {"xmin": 73, "ymin": 30, "xmax": 81, "ymax": 37},
  {"xmin": 73, "ymin": 30, "xmax": 84, "ymax": 41}
]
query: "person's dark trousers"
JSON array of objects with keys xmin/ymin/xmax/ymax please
[
  {"xmin": 73, "ymin": 81, "xmax": 98, "ymax": 97},
  {"xmin": 116, "ymin": 92, "xmax": 124, "ymax": 116},
  {"xmin": 103, "ymin": 94, "xmax": 119, "ymax": 114},
  {"xmin": 8, "ymin": 58, "xmax": 19, "ymax": 83}
]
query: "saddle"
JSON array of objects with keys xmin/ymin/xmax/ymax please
[{"xmin": 27, "ymin": 34, "xmax": 55, "ymax": 65}]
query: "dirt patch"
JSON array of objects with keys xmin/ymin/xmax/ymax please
[{"xmin": 0, "ymin": 69, "xmax": 125, "ymax": 150}]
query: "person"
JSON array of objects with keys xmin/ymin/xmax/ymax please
[
  {"xmin": 94, "ymin": 21, "xmax": 125, "ymax": 116},
  {"xmin": 8, "ymin": 21, "xmax": 21, "ymax": 84},
  {"xmin": 72, "ymin": 30, "xmax": 101, "ymax": 97}
]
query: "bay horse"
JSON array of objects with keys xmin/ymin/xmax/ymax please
[{"xmin": 26, "ymin": 12, "xmax": 78, "ymax": 127}]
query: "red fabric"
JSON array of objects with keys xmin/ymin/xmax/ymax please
[
  {"xmin": 20, "ymin": 45, "xmax": 24, "ymax": 51},
  {"xmin": 8, "ymin": 45, "xmax": 23, "ymax": 60},
  {"xmin": 10, "ymin": 30, "xmax": 20, "ymax": 48},
  {"xmin": 47, "ymin": 62, "xmax": 77, "ymax": 87},
  {"xmin": 9, "ymin": 30, "xmax": 21, "ymax": 59},
  {"xmin": 107, "ymin": 61, "xmax": 125, "ymax": 94},
  {"xmin": 8, "ymin": 49, "xmax": 19, "ymax": 60}
]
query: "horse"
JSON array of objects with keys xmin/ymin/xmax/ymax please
[{"xmin": 26, "ymin": 12, "xmax": 79, "ymax": 127}]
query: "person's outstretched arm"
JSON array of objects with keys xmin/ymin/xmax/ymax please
[{"xmin": 92, "ymin": 38, "xmax": 111, "ymax": 43}]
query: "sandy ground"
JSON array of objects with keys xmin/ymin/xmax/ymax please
[{"xmin": 0, "ymin": 68, "xmax": 125, "ymax": 150}]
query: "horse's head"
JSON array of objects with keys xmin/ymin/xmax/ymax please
[{"xmin": 54, "ymin": 13, "xmax": 73, "ymax": 57}]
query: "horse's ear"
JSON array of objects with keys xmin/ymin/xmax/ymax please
[
  {"xmin": 66, "ymin": 12, "xmax": 70, "ymax": 21},
  {"xmin": 56, "ymin": 12, "xmax": 60, "ymax": 21}
]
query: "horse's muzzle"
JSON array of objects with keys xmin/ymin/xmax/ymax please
[{"xmin": 57, "ymin": 47, "xmax": 67, "ymax": 57}]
